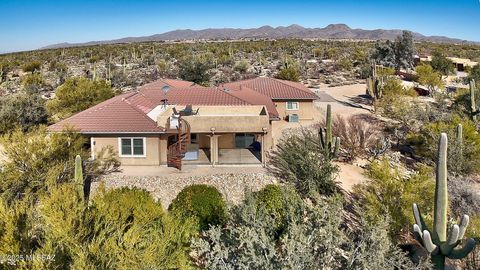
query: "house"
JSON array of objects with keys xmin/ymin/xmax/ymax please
[
  {"xmin": 417, "ymin": 55, "xmax": 478, "ymax": 72},
  {"xmin": 48, "ymin": 78, "xmax": 318, "ymax": 169}
]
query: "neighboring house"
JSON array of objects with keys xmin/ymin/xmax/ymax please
[{"xmin": 48, "ymin": 78, "xmax": 318, "ymax": 169}]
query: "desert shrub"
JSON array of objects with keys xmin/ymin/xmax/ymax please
[
  {"xmin": 430, "ymin": 50, "xmax": 454, "ymax": 76},
  {"xmin": 47, "ymin": 77, "xmax": 116, "ymax": 121},
  {"xmin": 21, "ymin": 61, "xmax": 42, "ymax": 74},
  {"xmin": 382, "ymin": 77, "xmax": 417, "ymax": 97},
  {"xmin": 178, "ymin": 56, "xmax": 213, "ymax": 86},
  {"xmin": 0, "ymin": 198, "xmax": 40, "ymax": 269},
  {"xmin": 0, "ymin": 126, "xmax": 86, "ymax": 203},
  {"xmin": 268, "ymin": 128, "xmax": 340, "ymax": 197},
  {"xmin": 169, "ymin": 184, "xmax": 228, "ymax": 230},
  {"xmin": 407, "ymin": 116, "xmax": 480, "ymax": 175},
  {"xmin": 275, "ymin": 66, "xmax": 300, "ymax": 82},
  {"xmin": 253, "ymin": 184, "xmax": 302, "ymax": 236},
  {"xmin": 452, "ymin": 87, "xmax": 480, "ymax": 118},
  {"xmin": 415, "ymin": 63, "xmax": 444, "ymax": 93},
  {"xmin": 468, "ymin": 64, "xmax": 480, "ymax": 87},
  {"xmin": 233, "ymin": 60, "xmax": 250, "ymax": 73},
  {"xmin": 332, "ymin": 115, "xmax": 379, "ymax": 161},
  {"xmin": 0, "ymin": 93, "xmax": 48, "ymax": 134},
  {"xmin": 452, "ymin": 214, "xmax": 480, "ymax": 270},
  {"xmin": 193, "ymin": 191, "xmax": 424, "ymax": 269},
  {"xmin": 36, "ymin": 184, "xmax": 196, "ymax": 269},
  {"xmin": 448, "ymin": 176, "xmax": 480, "ymax": 217},
  {"xmin": 353, "ymin": 158, "xmax": 435, "ymax": 240},
  {"xmin": 21, "ymin": 73, "xmax": 50, "ymax": 93}
]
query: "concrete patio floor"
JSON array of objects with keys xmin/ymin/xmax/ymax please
[
  {"xmin": 182, "ymin": 148, "xmax": 262, "ymax": 165},
  {"xmin": 218, "ymin": 148, "xmax": 261, "ymax": 164}
]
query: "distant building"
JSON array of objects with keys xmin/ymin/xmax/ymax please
[{"xmin": 416, "ymin": 55, "xmax": 478, "ymax": 72}]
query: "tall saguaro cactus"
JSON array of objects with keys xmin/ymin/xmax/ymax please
[
  {"xmin": 319, "ymin": 104, "xmax": 340, "ymax": 160},
  {"xmin": 366, "ymin": 62, "xmax": 383, "ymax": 112},
  {"xmin": 74, "ymin": 155, "xmax": 85, "ymax": 200},
  {"xmin": 455, "ymin": 124, "xmax": 463, "ymax": 160},
  {"xmin": 412, "ymin": 133, "xmax": 476, "ymax": 269},
  {"xmin": 470, "ymin": 79, "xmax": 478, "ymax": 121}
]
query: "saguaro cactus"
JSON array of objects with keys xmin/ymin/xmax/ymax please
[
  {"xmin": 470, "ymin": 79, "xmax": 478, "ymax": 121},
  {"xmin": 456, "ymin": 124, "xmax": 463, "ymax": 160},
  {"xmin": 412, "ymin": 133, "xmax": 476, "ymax": 269},
  {"xmin": 74, "ymin": 155, "xmax": 85, "ymax": 200},
  {"xmin": 319, "ymin": 104, "xmax": 340, "ymax": 160},
  {"xmin": 366, "ymin": 63, "xmax": 383, "ymax": 112}
]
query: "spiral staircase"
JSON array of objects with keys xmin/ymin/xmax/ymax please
[{"xmin": 167, "ymin": 118, "xmax": 191, "ymax": 170}]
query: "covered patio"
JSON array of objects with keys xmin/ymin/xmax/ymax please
[{"xmin": 159, "ymin": 105, "xmax": 272, "ymax": 167}]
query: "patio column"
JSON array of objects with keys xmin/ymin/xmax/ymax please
[
  {"xmin": 260, "ymin": 134, "xmax": 266, "ymax": 167},
  {"xmin": 209, "ymin": 134, "xmax": 219, "ymax": 166},
  {"xmin": 261, "ymin": 127, "xmax": 268, "ymax": 167}
]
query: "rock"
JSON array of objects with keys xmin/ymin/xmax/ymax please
[{"xmin": 91, "ymin": 172, "xmax": 278, "ymax": 208}]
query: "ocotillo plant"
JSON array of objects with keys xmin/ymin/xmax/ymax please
[
  {"xmin": 412, "ymin": 133, "xmax": 476, "ymax": 270},
  {"xmin": 319, "ymin": 104, "xmax": 340, "ymax": 160},
  {"xmin": 74, "ymin": 155, "xmax": 84, "ymax": 200},
  {"xmin": 470, "ymin": 79, "xmax": 478, "ymax": 121}
]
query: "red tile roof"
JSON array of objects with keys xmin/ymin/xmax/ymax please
[
  {"xmin": 223, "ymin": 77, "xmax": 318, "ymax": 100},
  {"xmin": 140, "ymin": 87, "xmax": 249, "ymax": 106},
  {"xmin": 48, "ymin": 92, "xmax": 163, "ymax": 133},
  {"xmin": 139, "ymin": 78, "xmax": 196, "ymax": 91},
  {"xmin": 222, "ymin": 84, "xmax": 280, "ymax": 119},
  {"xmin": 48, "ymin": 77, "xmax": 315, "ymax": 134}
]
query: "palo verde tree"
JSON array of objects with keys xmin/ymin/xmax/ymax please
[{"xmin": 47, "ymin": 77, "xmax": 116, "ymax": 121}]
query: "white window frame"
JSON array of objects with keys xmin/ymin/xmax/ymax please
[
  {"xmin": 286, "ymin": 101, "xmax": 299, "ymax": 111},
  {"xmin": 118, "ymin": 137, "xmax": 147, "ymax": 158}
]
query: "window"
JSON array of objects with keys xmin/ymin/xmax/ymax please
[
  {"xmin": 119, "ymin": 137, "xmax": 145, "ymax": 157},
  {"xmin": 235, "ymin": 133, "xmax": 256, "ymax": 148},
  {"xmin": 286, "ymin": 101, "xmax": 299, "ymax": 110},
  {"xmin": 191, "ymin": 133, "xmax": 198, "ymax": 144}
]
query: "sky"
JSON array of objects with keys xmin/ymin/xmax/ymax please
[{"xmin": 0, "ymin": 0, "xmax": 479, "ymax": 53}]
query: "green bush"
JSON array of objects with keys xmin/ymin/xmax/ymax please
[
  {"xmin": 47, "ymin": 77, "xmax": 116, "ymax": 121},
  {"xmin": 253, "ymin": 184, "xmax": 302, "ymax": 236},
  {"xmin": 169, "ymin": 184, "xmax": 228, "ymax": 230},
  {"xmin": 353, "ymin": 158, "xmax": 435, "ymax": 240},
  {"xmin": 193, "ymin": 191, "xmax": 425, "ymax": 269},
  {"xmin": 0, "ymin": 126, "xmax": 86, "ymax": 203},
  {"xmin": 269, "ymin": 128, "xmax": 340, "ymax": 197},
  {"xmin": 0, "ymin": 93, "xmax": 48, "ymax": 133},
  {"xmin": 21, "ymin": 60, "xmax": 42, "ymax": 74},
  {"xmin": 275, "ymin": 66, "xmax": 300, "ymax": 82},
  {"xmin": 36, "ymin": 184, "xmax": 196, "ymax": 269},
  {"xmin": 407, "ymin": 116, "xmax": 480, "ymax": 175}
]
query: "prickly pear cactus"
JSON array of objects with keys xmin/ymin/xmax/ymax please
[{"xmin": 412, "ymin": 133, "xmax": 476, "ymax": 269}]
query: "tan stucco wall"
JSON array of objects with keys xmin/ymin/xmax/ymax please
[
  {"xmin": 197, "ymin": 134, "xmax": 211, "ymax": 148},
  {"xmin": 93, "ymin": 136, "xmax": 161, "ymax": 166},
  {"xmin": 183, "ymin": 114, "xmax": 269, "ymax": 133},
  {"xmin": 274, "ymin": 100, "xmax": 315, "ymax": 120},
  {"xmin": 218, "ymin": 134, "xmax": 235, "ymax": 148}
]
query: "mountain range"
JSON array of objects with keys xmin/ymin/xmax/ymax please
[{"xmin": 41, "ymin": 24, "xmax": 475, "ymax": 49}]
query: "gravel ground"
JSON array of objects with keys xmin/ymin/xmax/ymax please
[{"xmin": 92, "ymin": 172, "xmax": 278, "ymax": 208}]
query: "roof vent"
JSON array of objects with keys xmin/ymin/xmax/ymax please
[
  {"xmin": 161, "ymin": 85, "xmax": 170, "ymax": 93},
  {"xmin": 223, "ymin": 88, "xmax": 230, "ymax": 93}
]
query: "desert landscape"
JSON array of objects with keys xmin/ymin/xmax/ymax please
[{"xmin": 1, "ymin": 1, "xmax": 480, "ymax": 269}]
